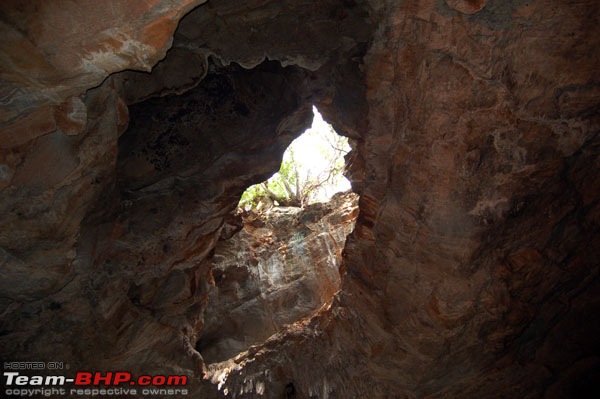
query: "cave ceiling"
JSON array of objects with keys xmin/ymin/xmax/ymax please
[{"xmin": 0, "ymin": 0, "xmax": 599, "ymax": 398}]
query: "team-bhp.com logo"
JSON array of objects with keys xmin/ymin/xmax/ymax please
[{"xmin": 3, "ymin": 362, "xmax": 189, "ymax": 397}]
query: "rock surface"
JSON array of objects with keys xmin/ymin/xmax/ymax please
[
  {"xmin": 0, "ymin": 0, "xmax": 204, "ymax": 142},
  {"xmin": 201, "ymin": 192, "xmax": 358, "ymax": 363},
  {"xmin": 0, "ymin": 0, "xmax": 599, "ymax": 398}
]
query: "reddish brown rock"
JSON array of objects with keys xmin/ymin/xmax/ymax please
[
  {"xmin": 0, "ymin": 1, "xmax": 598, "ymax": 398},
  {"xmin": 0, "ymin": 0, "xmax": 205, "ymax": 137},
  {"xmin": 446, "ymin": 0, "xmax": 487, "ymax": 15},
  {"xmin": 201, "ymin": 192, "xmax": 358, "ymax": 362},
  {"xmin": 0, "ymin": 106, "xmax": 56, "ymax": 149},
  {"xmin": 54, "ymin": 96, "xmax": 87, "ymax": 136},
  {"xmin": 200, "ymin": 1, "xmax": 600, "ymax": 398}
]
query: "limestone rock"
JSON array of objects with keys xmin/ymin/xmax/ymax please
[
  {"xmin": 201, "ymin": 192, "xmax": 358, "ymax": 362},
  {"xmin": 0, "ymin": 0, "xmax": 205, "ymax": 138},
  {"xmin": 0, "ymin": 0, "xmax": 598, "ymax": 398},
  {"xmin": 445, "ymin": 0, "xmax": 487, "ymax": 15}
]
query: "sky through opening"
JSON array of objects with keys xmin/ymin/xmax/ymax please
[{"xmin": 240, "ymin": 106, "xmax": 351, "ymax": 209}]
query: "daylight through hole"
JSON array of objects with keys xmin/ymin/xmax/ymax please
[
  {"xmin": 239, "ymin": 106, "xmax": 352, "ymax": 211},
  {"xmin": 199, "ymin": 107, "xmax": 358, "ymax": 364}
]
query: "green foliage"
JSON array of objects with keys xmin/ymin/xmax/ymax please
[
  {"xmin": 238, "ymin": 184, "xmax": 265, "ymax": 209},
  {"xmin": 239, "ymin": 111, "xmax": 350, "ymax": 211}
]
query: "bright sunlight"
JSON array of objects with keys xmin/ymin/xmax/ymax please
[{"xmin": 239, "ymin": 106, "xmax": 351, "ymax": 210}]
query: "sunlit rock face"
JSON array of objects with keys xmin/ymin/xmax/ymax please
[
  {"xmin": 1, "ymin": 0, "xmax": 599, "ymax": 398},
  {"xmin": 201, "ymin": 192, "xmax": 358, "ymax": 363}
]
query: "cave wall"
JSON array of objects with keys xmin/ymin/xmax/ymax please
[
  {"xmin": 1, "ymin": 0, "xmax": 599, "ymax": 398},
  {"xmin": 0, "ymin": 0, "xmax": 373, "ymax": 386},
  {"xmin": 344, "ymin": 1, "xmax": 600, "ymax": 397},
  {"xmin": 0, "ymin": 0, "xmax": 206, "ymax": 147},
  {"xmin": 202, "ymin": 192, "xmax": 358, "ymax": 363}
]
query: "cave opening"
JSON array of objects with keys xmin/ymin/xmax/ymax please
[
  {"xmin": 239, "ymin": 105, "xmax": 352, "ymax": 211},
  {"xmin": 3, "ymin": 1, "xmax": 598, "ymax": 397},
  {"xmin": 113, "ymin": 51, "xmax": 364, "ymax": 383},
  {"xmin": 198, "ymin": 106, "xmax": 359, "ymax": 364}
]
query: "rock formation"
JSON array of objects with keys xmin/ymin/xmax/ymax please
[
  {"xmin": 202, "ymin": 192, "xmax": 358, "ymax": 363},
  {"xmin": 0, "ymin": 0, "xmax": 599, "ymax": 398}
]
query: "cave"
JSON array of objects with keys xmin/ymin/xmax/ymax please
[
  {"xmin": 1, "ymin": 1, "xmax": 599, "ymax": 398},
  {"xmin": 200, "ymin": 107, "xmax": 357, "ymax": 364}
]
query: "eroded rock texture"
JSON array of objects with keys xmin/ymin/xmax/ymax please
[
  {"xmin": 0, "ymin": 0, "xmax": 205, "ymax": 144},
  {"xmin": 1, "ymin": 0, "xmax": 599, "ymax": 398},
  {"xmin": 202, "ymin": 192, "xmax": 358, "ymax": 363}
]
